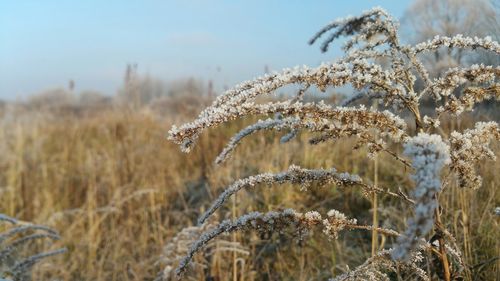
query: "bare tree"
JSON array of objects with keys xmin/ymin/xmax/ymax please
[{"xmin": 402, "ymin": 0, "xmax": 498, "ymax": 78}]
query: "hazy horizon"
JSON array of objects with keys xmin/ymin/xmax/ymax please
[{"xmin": 0, "ymin": 1, "xmax": 409, "ymax": 100}]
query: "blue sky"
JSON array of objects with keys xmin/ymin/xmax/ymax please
[{"xmin": 0, "ymin": 1, "xmax": 410, "ymax": 99}]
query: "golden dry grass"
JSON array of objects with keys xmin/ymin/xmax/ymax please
[{"xmin": 0, "ymin": 101, "xmax": 498, "ymax": 280}]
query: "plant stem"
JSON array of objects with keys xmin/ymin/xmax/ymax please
[
  {"xmin": 434, "ymin": 207, "xmax": 451, "ymax": 281},
  {"xmin": 371, "ymin": 153, "xmax": 379, "ymax": 256},
  {"xmin": 232, "ymin": 194, "xmax": 238, "ymax": 281}
]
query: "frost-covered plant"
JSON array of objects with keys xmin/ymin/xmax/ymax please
[
  {"xmin": 0, "ymin": 214, "xmax": 66, "ymax": 281},
  {"xmin": 392, "ymin": 134, "xmax": 450, "ymax": 261},
  {"xmin": 449, "ymin": 122, "xmax": 500, "ymax": 189},
  {"xmin": 166, "ymin": 7, "xmax": 499, "ymax": 281},
  {"xmin": 154, "ymin": 223, "xmax": 249, "ymax": 281}
]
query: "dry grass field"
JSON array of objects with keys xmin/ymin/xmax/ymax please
[
  {"xmin": 0, "ymin": 94, "xmax": 498, "ymax": 280},
  {"xmin": 1, "ymin": 2, "xmax": 499, "ymax": 279}
]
